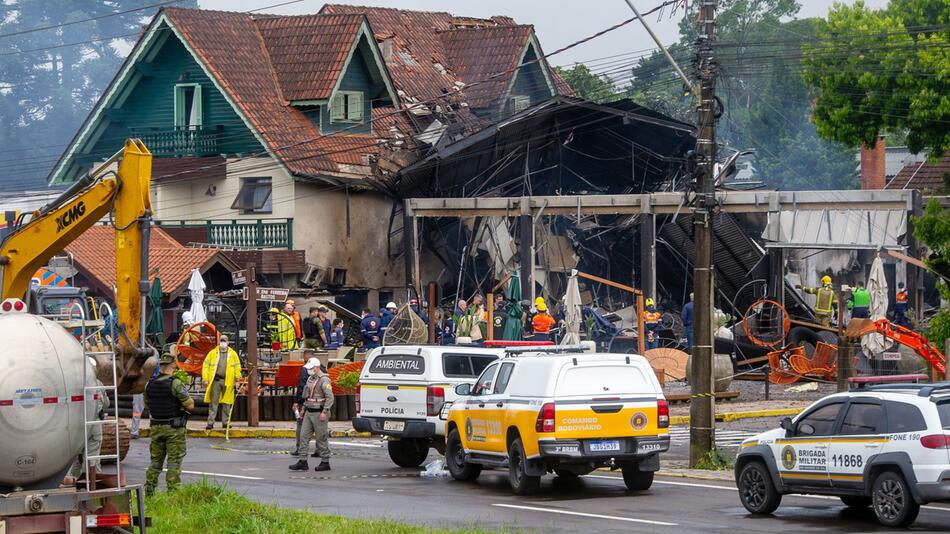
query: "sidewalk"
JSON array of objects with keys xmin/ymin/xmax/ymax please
[{"xmin": 126, "ymin": 418, "xmax": 367, "ymax": 439}]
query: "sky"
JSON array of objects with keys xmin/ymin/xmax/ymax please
[{"xmin": 199, "ymin": 0, "xmax": 890, "ymax": 67}]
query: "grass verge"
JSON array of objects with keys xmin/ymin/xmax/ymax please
[
  {"xmin": 145, "ymin": 480, "xmax": 506, "ymax": 534},
  {"xmin": 692, "ymin": 448, "xmax": 734, "ymax": 471}
]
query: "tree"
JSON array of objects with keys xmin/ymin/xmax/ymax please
[
  {"xmin": 0, "ymin": 1, "xmax": 197, "ymax": 192},
  {"xmin": 554, "ymin": 64, "xmax": 619, "ymax": 103},
  {"xmin": 911, "ymin": 199, "xmax": 950, "ymax": 344},
  {"xmin": 802, "ymin": 1, "xmax": 950, "ymax": 156}
]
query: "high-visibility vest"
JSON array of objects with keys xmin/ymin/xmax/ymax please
[
  {"xmin": 532, "ymin": 312, "xmax": 555, "ymax": 333},
  {"xmin": 852, "ymin": 288, "xmax": 871, "ymax": 308},
  {"xmin": 642, "ymin": 310, "xmax": 661, "ymax": 325},
  {"xmin": 896, "ymin": 290, "xmax": 908, "ymax": 304}
]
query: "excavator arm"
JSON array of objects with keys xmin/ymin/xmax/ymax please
[
  {"xmin": 0, "ymin": 139, "xmax": 155, "ymax": 393},
  {"xmin": 861, "ymin": 318, "xmax": 946, "ymax": 379}
]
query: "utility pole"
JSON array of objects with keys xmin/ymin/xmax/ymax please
[
  {"xmin": 246, "ymin": 264, "xmax": 259, "ymax": 427},
  {"xmin": 688, "ymin": 0, "xmax": 718, "ymax": 467}
]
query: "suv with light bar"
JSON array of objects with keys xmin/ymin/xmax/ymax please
[
  {"xmin": 353, "ymin": 345, "xmax": 504, "ymax": 468},
  {"xmin": 444, "ymin": 347, "xmax": 669, "ymax": 494},
  {"xmin": 735, "ymin": 382, "xmax": 950, "ymax": 527}
]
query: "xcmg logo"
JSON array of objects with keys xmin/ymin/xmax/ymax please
[{"xmin": 55, "ymin": 201, "xmax": 86, "ymax": 233}]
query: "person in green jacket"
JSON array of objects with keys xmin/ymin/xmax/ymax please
[{"xmin": 849, "ymin": 281, "xmax": 871, "ymax": 319}]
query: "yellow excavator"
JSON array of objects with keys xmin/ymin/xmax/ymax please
[{"xmin": 0, "ymin": 139, "xmax": 155, "ymax": 394}]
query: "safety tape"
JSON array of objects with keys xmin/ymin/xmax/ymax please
[
  {"xmin": 0, "ymin": 394, "xmax": 99, "ymax": 407},
  {"xmin": 691, "ymin": 392, "xmax": 715, "ymax": 399}
]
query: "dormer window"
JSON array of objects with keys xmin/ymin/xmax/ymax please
[{"xmin": 330, "ymin": 91, "xmax": 364, "ymax": 123}]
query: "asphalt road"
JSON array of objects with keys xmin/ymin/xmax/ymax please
[{"xmin": 123, "ymin": 426, "xmax": 950, "ymax": 533}]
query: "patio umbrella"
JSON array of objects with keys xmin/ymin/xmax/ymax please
[
  {"xmin": 502, "ymin": 271, "xmax": 523, "ymax": 340},
  {"xmin": 862, "ymin": 256, "xmax": 888, "ymax": 356},
  {"xmin": 187, "ymin": 268, "xmax": 208, "ymax": 324},
  {"xmin": 145, "ymin": 274, "xmax": 164, "ymax": 337},
  {"xmin": 561, "ymin": 270, "xmax": 582, "ymax": 345}
]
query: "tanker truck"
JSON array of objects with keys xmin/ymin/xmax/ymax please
[{"xmin": 0, "ymin": 140, "xmax": 156, "ymax": 532}]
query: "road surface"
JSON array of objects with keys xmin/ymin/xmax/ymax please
[{"xmin": 124, "ymin": 424, "xmax": 950, "ymax": 532}]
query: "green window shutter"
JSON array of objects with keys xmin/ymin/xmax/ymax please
[
  {"xmin": 192, "ymin": 84, "xmax": 203, "ymax": 127},
  {"xmin": 347, "ymin": 92, "xmax": 363, "ymax": 121},
  {"xmin": 174, "ymin": 85, "xmax": 184, "ymax": 127},
  {"xmin": 330, "ymin": 93, "xmax": 345, "ymax": 122}
]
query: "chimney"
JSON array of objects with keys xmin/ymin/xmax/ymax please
[{"xmin": 860, "ymin": 137, "xmax": 886, "ymax": 189}]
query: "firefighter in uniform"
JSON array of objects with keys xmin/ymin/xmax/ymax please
[
  {"xmin": 642, "ymin": 298, "xmax": 661, "ymax": 350},
  {"xmin": 797, "ymin": 275, "xmax": 837, "ymax": 327},
  {"xmin": 289, "ymin": 358, "xmax": 334, "ymax": 472},
  {"xmin": 531, "ymin": 300, "xmax": 556, "ymax": 342},
  {"xmin": 145, "ymin": 351, "xmax": 194, "ymax": 495},
  {"xmin": 895, "ymin": 282, "xmax": 909, "ymax": 327}
]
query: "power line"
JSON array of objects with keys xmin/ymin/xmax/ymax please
[{"xmin": 0, "ymin": 0, "xmax": 185, "ymax": 40}]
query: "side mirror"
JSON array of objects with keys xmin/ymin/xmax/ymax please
[
  {"xmin": 798, "ymin": 423, "xmax": 816, "ymax": 437},
  {"xmin": 779, "ymin": 417, "xmax": 794, "ymax": 433},
  {"xmin": 454, "ymin": 383, "xmax": 472, "ymax": 396}
]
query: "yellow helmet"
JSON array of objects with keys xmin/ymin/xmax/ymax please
[
  {"xmin": 536, "ymin": 302, "xmax": 547, "ymax": 312},
  {"xmin": 821, "ymin": 275, "xmax": 832, "ymax": 285},
  {"xmin": 534, "ymin": 296, "xmax": 545, "ymax": 305},
  {"xmin": 269, "ymin": 307, "xmax": 280, "ymax": 314},
  {"xmin": 645, "ymin": 298, "xmax": 655, "ymax": 307}
]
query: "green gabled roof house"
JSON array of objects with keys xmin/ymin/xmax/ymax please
[{"xmin": 48, "ymin": 5, "xmax": 569, "ymax": 300}]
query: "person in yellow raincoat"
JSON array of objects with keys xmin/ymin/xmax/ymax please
[
  {"xmin": 266, "ymin": 308, "xmax": 299, "ymax": 351},
  {"xmin": 202, "ymin": 335, "xmax": 242, "ymax": 430}
]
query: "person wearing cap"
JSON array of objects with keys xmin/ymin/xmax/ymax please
[
  {"xmin": 267, "ymin": 307, "xmax": 298, "ymax": 351},
  {"xmin": 202, "ymin": 335, "xmax": 242, "ymax": 430},
  {"xmin": 284, "ymin": 300, "xmax": 303, "ymax": 346},
  {"xmin": 65, "ymin": 358, "xmax": 111, "ymax": 485},
  {"xmin": 380, "ymin": 302, "xmax": 398, "ymax": 342},
  {"xmin": 145, "ymin": 351, "xmax": 194, "ymax": 496},
  {"xmin": 360, "ymin": 308, "xmax": 381, "ymax": 349},
  {"xmin": 303, "ymin": 306, "xmax": 330, "ymax": 349},
  {"xmin": 290, "ymin": 358, "xmax": 334, "ymax": 471},
  {"xmin": 291, "ymin": 355, "xmax": 313, "ymax": 456},
  {"xmin": 531, "ymin": 300, "xmax": 556, "ymax": 342}
]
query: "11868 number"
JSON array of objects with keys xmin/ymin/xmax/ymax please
[{"xmin": 831, "ymin": 454, "xmax": 863, "ymax": 468}]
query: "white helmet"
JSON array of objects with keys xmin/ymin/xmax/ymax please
[
  {"xmin": 182, "ymin": 311, "xmax": 194, "ymax": 325},
  {"xmin": 386, "ymin": 301, "xmax": 397, "ymax": 310}
]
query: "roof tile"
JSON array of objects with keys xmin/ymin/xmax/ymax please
[{"xmin": 885, "ymin": 153, "xmax": 950, "ymax": 193}]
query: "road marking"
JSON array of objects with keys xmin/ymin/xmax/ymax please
[
  {"xmin": 585, "ymin": 474, "xmax": 950, "ymax": 512},
  {"xmin": 492, "ymin": 503, "xmax": 677, "ymax": 526},
  {"xmin": 328, "ymin": 440, "xmax": 384, "ymax": 448},
  {"xmin": 178, "ymin": 469, "xmax": 263, "ymax": 480}
]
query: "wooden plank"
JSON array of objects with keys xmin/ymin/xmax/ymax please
[{"xmin": 735, "ymin": 354, "xmax": 770, "ymax": 366}]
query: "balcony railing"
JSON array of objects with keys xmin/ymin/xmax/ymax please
[
  {"xmin": 156, "ymin": 218, "xmax": 293, "ymax": 250},
  {"xmin": 130, "ymin": 125, "xmax": 222, "ymax": 157}
]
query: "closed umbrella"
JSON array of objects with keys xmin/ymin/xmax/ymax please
[
  {"xmin": 561, "ymin": 270, "xmax": 582, "ymax": 345},
  {"xmin": 862, "ymin": 256, "xmax": 888, "ymax": 356},
  {"xmin": 145, "ymin": 275, "xmax": 164, "ymax": 338},
  {"xmin": 502, "ymin": 272, "xmax": 523, "ymax": 340},
  {"xmin": 187, "ymin": 268, "xmax": 207, "ymax": 324}
]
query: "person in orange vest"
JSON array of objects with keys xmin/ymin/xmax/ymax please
[
  {"xmin": 532, "ymin": 299, "xmax": 556, "ymax": 342},
  {"xmin": 895, "ymin": 282, "xmax": 909, "ymax": 327},
  {"xmin": 642, "ymin": 298, "xmax": 661, "ymax": 350},
  {"xmin": 284, "ymin": 300, "xmax": 302, "ymax": 346}
]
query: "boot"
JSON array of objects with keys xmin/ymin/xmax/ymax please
[
  {"xmin": 289, "ymin": 460, "xmax": 309, "ymax": 471},
  {"xmin": 311, "ymin": 451, "xmax": 320, "ymax": 458},
  {"xmin": 314, "ymin": 461, "xmax": 331, "ymax": 472},
  {"xmin": 206, "ymin": 423, "xmax": 214, "ymax": 430}
]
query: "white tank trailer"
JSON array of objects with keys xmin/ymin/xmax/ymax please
[{"xmin": 0, "ymin": 312, "xmax": 92, "ymax": 492}]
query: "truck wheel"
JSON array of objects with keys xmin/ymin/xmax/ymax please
[
  {"xmin": 508, "ymin": 438, "xmax": 540, "ymax": 495},
  {"xmin": 737, "ymin": 461, "xmax": 781, "ymax": 515},
  {"xmin": 387, "ymin": 438, "xmax": 429, "ymax": 468},
  {"xmin": 840, "ymin": 495, "xmax": 872, "ymax": 509},
  {"xmin": 872, "ymin": 471, "xmax": 920, "ymax": 528},
  {"xmin": 621, "ymin": 465, "xmax": 654, "ymax": 491},
  {"xmin": 445, "ymin": 429, "xmax": 480, "ymax": 481}
]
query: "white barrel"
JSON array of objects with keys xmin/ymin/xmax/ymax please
[{"xmin": 0, "ymin": 313, "xmax": 89, "ymax": 489}]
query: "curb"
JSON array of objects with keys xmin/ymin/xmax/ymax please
[
  {"xmin": 138, "ymin": 428, "xmax": 372, "ymax": 439},
  {"xmin": 669, "ymin": 408, "xmax": 802, "ymax": 426}
]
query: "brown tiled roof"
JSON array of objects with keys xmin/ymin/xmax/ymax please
[
  {"xmin": 257, "ymin": 13, "xmax": 365, "ymax": 102},
  {"xmin": 64, "ymin": 225, "xmax": 237, "ymax": 299},
  {"xmin": 441, "ymin": 25, "xmax": 534, "ymax": 109},
  {"xmin": 885, "ymin": 153, "xmax": 950, "ymax": 193}
]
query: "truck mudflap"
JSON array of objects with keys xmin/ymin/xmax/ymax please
[{"xmin": 352, "ymin": 417, "xmax": 435, "ymax": 438}]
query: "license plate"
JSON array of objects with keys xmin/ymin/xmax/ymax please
[
  {"xmin": 383, "ymin": 420, "xmax": 405, "ymax": 432},
  {"xmin": 636, "ymin": 442, "xmax": 663, "ymax": 454},
  {"xmin": 589, "ymin": 440, "xmax": 621, "ymax": 452}
]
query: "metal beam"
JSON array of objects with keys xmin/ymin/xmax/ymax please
[{"xmin": 405, "ymin": 190, "xmax": 915, "ymax": 218}]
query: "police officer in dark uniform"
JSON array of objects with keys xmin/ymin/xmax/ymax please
[{"xmin": 145, "ymin": 351, "xmax": 195, "ymax": 495}]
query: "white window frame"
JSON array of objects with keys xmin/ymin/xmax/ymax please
[
  {"xmin": 174, "ymin": 83, "xmax": 203, "ymax": 129},
  {"xmin": 330, "ymin": 90, "xmax": 364, "ymax": 123}
]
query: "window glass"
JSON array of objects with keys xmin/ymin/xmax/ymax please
[
  {"xmin": 470, "ymin": 356, "xmax": 497, "ymax": 376},
  {"xmin": 442, "ymin": 355, "xmax": 472, "ymax": 377},
  {"xmin": 886, "ymin": 401, "xmax": 928, "ymax": 433},
  {"xmin": 231, "ymin": 177, "xmax": 273, "ymax": 213},
  {"xmin": 174, "ymin": 84, "xmax": 202, "ymax": 128},
  {"xmin": 473, "ymin": 364, "xmax": 498, "ymax": 396},
  {"xmin": 493, "ymin": 363, "xmax": 515, "ymax": 394},
  {"xmin": 839, "ymin": 403, "xmax": 883, "ymax": 435},
  {"xmin": 937, "ymin": 401, "xmax": 950, "ymax": 429},
  {"xmin": 796, "ymin": 402, "xmax": 842, "ymax": 436}
]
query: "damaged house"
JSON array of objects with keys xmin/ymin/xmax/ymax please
[{"xmin": 47, "ymin": 4, "xmax": 572, "ymax": 308}]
